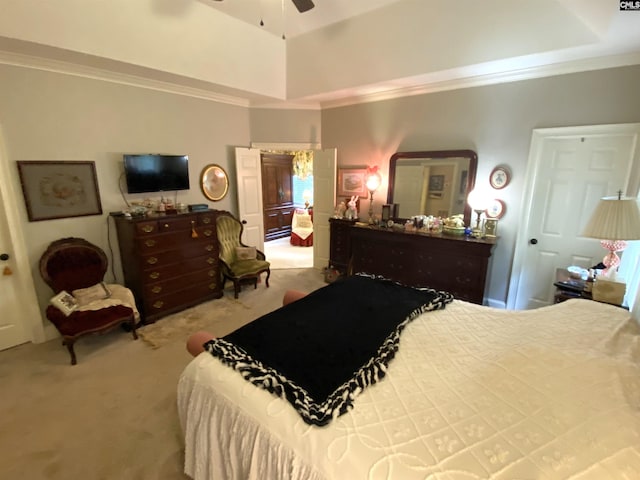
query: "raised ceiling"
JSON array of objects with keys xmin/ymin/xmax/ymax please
[{"xmin": 1, "ymin": 0, "xmax": 639, "ymax": 108}]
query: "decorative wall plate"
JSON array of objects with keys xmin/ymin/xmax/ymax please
[
  {"xmin": 489, "ymin": 166, "xmax": 511, "ymax": 189},
  {"xmin": 486, "ymin": 199, "xmax": 506, "ymax": 219}
]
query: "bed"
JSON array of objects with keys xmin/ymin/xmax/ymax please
[{"xmin": 178, "ymin": 275, "xmax": 640, "ymax": 480}]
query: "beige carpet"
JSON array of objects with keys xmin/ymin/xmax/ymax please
[
  {"xmin": 137, "ymin": 296, "xmax": 252, "ymax": 349},
  {"xmin": 263, "ymin": 236, "xmax": 313, "ymax": 269},
  {"xmin": 0, "ymin": 268, "xmax": 326, "ymax": 480}
]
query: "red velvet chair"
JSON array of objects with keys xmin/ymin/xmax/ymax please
[{"xmin": 39, "ymin": 237, "xmax": 138, "ymax": 365}]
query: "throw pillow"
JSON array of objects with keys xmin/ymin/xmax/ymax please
[
  {"xmin": 236, "ymin": 246, "xmax": 257, "ymax": 261},
  {"xmin": 50, "ymin": 290, "xmax": 79, "ymax": 316},
  {"xmin": 72, "ymin": 282, "xmax": 112, "ymax": 305},
  {"xmin": 296, "ymin": 214, "xmax": 313, "ymax": 229}
]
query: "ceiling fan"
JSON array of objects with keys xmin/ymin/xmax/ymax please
[{"xmin": 213, "ymin": 0, "xmax": 315, "ymax": 14}]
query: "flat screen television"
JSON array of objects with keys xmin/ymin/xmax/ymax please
[{"xmin": 123, "ymin": 154, "xmax": 190, "ymax": 194}]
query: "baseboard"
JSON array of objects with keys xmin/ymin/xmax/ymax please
[{"xmin": 486, "ymin": 298, "xmax": 506, "ymax": 309}]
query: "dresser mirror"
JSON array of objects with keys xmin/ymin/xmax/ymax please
[{"xmin": 387, "ymin": 150, "xmax": 478, "ymax": 226}]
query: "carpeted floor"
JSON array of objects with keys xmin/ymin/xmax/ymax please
[
  {"xmin": 0, "ymin": 268, "xmax": 326, "ymax": 480},
  {"xmin": 263, "ymin": 236, "xmax": 313, "ymax": 269}
]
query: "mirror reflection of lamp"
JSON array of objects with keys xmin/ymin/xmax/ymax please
[
  {"xmin": 302, "ymin": 189, "xmax": 312, "ymax": 210},
  {"xmin": 467, "ymin": 188, "xmax": 490, "ymax": 237},
  {"xmin": 365, "ymin": 166, "xmax": 382, "ymax": 224}
]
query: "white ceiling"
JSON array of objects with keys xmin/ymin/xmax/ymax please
[
  {"xmin": 1, "ymin": 0, "xmax": 640, "ymax": 108},
  {"xmin": 202, "ymin": 0, "xmax": 405, "ymax": 38}
]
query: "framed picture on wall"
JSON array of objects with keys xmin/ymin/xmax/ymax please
[
  {"xmin": 429, "ymin": 174, "xmax": 445, "ymax": 192},
  {"xmin": 16, "ymin": 161, "xmax": 103, "ymax": 222},
  {"xmin": 337, "ymin": 167, "xmax": 368, "ymax": 197}
]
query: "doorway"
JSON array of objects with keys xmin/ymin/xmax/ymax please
[{"xmin": 260, "ymin": 150, "xmax": 315, "ymax": 270}]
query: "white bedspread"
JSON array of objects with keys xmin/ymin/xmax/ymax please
[{"xmin": 178, "ymin": 299, "xmax": 640, "ymax": 479}]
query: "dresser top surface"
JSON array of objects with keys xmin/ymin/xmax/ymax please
[{"xmin": 351, "ymin": 223, "xmax": 497, "ymax": 245}]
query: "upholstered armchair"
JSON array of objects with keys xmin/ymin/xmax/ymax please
[
  {"xmin": 290, "ymin": 209, "xmax": 313, "ymax": 246},
  {"xmin": 39, "ymin": 237, "xmax": 139, "ymax": 365},
  {"xmin": 216, "ymin": 212, "xmax": 271, "ymax": 299}
]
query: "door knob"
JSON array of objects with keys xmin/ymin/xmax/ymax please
[
  {"xmin": 242, "ymin": 220, "xmax": 247, "ymax": 224},
  {"xmin": 529, "ymin": 238, "xmax": 538, "ymax": 245},
  {"xmin": 0, "ymin": 253, "xmax": 9, "ymax": 261}
]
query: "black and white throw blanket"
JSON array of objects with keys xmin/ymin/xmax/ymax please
[{"xmin": 204, "ymin": 274, "xmax": 453, "ymax": 426}]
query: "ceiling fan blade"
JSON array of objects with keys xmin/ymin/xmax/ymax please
[{"xmin": 291, "ymin": 0, "xmax": 314, "ymax": 13}]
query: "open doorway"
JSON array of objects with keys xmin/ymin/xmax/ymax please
[{"xmin": 260, "ymin": 150, "xmax": 314, "ymax": 270}]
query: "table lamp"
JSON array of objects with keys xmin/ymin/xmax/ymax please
[
  {"xmin": 365, "ymin": 166, "xmax": 382, "ymax": 224},
  {"xmin": 581, "ymin": 192, "xmax": 640, "ymax": 274},
  {"xmin": 467, "ymin": 189, "xmax": 490, "ymax": 237},
  {"xmin": 302, "ymin": 189, "xmax": 312, "ymax": 210}
]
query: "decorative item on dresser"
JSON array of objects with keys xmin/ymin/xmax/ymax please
[
  {"xmin": 342, "ymin": 224, "xmax": 496, "ymax": 304},
  {"xmin": 262, "ymin": 153, "xmax": 294, "ymax": 241},
  {"xmin": 113, "ymin": 210, "xmax": 223, "ymax": 323}
]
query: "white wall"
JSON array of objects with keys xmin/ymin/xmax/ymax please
[{"xmin": 321, "ymin": 64, "xmax": 640, "ymax": 306}]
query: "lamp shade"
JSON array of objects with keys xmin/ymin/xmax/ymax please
[
  {"xmin": 581, "ymin": 196, "xmax": 640, "ymax": 240},
  {"xmin": 467, "ymin": 189, "xmax": 490, "ymax": 211},
  {"xmin": 365, "ymin": 166, "xmax": 382, "ymax": 193}
]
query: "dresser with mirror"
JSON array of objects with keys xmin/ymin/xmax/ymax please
[{"xmin": 329, "ymin": 150, "xmax": 495, "ymax": 304}]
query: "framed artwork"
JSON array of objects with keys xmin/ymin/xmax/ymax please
[
  {"xmin": 459, "ymin": 170, "xmax": 468, "ymax": 195},
  {"xmin": 337, "ymin": 168, "xmax": 368, "ymax": 197},
  {"xmin": 17, "ymin": 161, "xmax": 103, "ymax": 222},
  {"xmin": 489, "ymin": 166, "xmax": 511, "ymax": 189},
  {"xmin": 428, "ymin": 174, "xmax": 445, "ymax": 192},
  {"xmin": 200, "ymin": 164, "xmax": 229, "ymax": 201},
  {"xmin": 486, "ymin": 199, "xmax": 506, "ymax": 219}
]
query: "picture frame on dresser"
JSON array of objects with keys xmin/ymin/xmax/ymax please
[{"xmin": 16, "ymin": 160, "xmax": 103, "ymax": 221}]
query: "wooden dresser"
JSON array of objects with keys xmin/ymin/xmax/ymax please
[
  {"xmin": 332, "ymin": 223, "xmax": 495, "ymax": 304},
  {"xmin": 328, "ymin": 218, "xmax": 358, "ymax": 275},
  {"xmin": 114, "ymin": 210, "xmax": 223, "ymax": 323}
]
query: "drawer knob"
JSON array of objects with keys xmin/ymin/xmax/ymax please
[
  {"xmin": 202, "ymin": 217, "xmax": 211, "ymax": 224},
  {"xmin": 207, "ymin": 257, "xmax": 215, "ymax": 265},
  {"xmin": 142, "ymin": 225, "xmax": 155, "ymax": 233},
  {"xmin": 152, "ymin": 301, "xmax": 164, "ymax": 309},
  {"xmin": 205, "ymin": 245, "xmax": 214, "ymax": 252},
  {"xmin": 204, "ymin": 229, "xmax": 212, "ymax": 237},
  {"xmin": 152, "ymin": 286, "xmax": 162, "ymax": 294},
  {"xmin": 149, "ymin": 272, "xmax": 160, "ymax": 279},
  {"xmin": 208, "ymin": 269, "xmax": 215, "ymax": 277},
  {"xmin": 145, "ymin": 239, "xmax": 156, "ymax": 247},
  {"xmin": 208, "ymin": 283, "xmax": 217, "ymax": 290},
  {"xmin": 146, "ymin": 257, "xmax": 158, "ymax": 265},
  {"xmin": 164, "ymin": 223, "xmax": 169, "ymax": 229}
]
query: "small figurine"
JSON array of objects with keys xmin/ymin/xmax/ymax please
[
  {"xmin": 345, "ymin": 196, "xmax": 359, "ymax": 220},
  {"xmin": 336, "ymin": 201, "xmax": 347, "ymax": 219}
]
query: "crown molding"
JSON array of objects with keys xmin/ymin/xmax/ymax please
[
  {"xmin": 319, "ymin": 51, "xmax": 640, "ymax": 110},
  {"xmin": 0, "ymin": 50, "xmax": 251, "ymax": 108},
  {"xmin": 3, "ymin": 48, "xmax": 640, "ymax": 112}
]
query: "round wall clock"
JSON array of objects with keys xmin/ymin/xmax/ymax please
[
  {"xmin": 486, "ymin": 199, "xmax": 506, "ymax": 219},
  {"xmin": 489, "ymin": 166, "xmax": 511, "ymax": 190}
]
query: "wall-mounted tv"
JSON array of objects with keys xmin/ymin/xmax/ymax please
[{"xmin": 123, "ymin": 154, "xmax": 190, "ymax": 194}]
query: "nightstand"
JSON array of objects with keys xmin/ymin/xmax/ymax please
[{"xmin": 553, "ymin": 268, "xmax": 628, "ymax": 309}]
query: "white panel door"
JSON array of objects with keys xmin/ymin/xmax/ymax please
[
  {"xmin": 312, "ymin": 149, "xmax": 336, "ymax": 270},
  {"xmin": 0, "ymin": 126, "xmax": 40, "ymax": 350},
  {"xmin": 510, "ymin": 124, "xmax": 640, "ymax": 310},
  {"xmin": 234, "ymin": 147, "xmax": 265, "ymax": 252}
]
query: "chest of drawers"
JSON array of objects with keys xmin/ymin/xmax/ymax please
[
  {"xmin": 346, "ymin": 224, "xmax": 496, "ymax": 304},
  {"xmin": 114, "ymin": 210, "xmax": 223, "ymax": 323}
]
